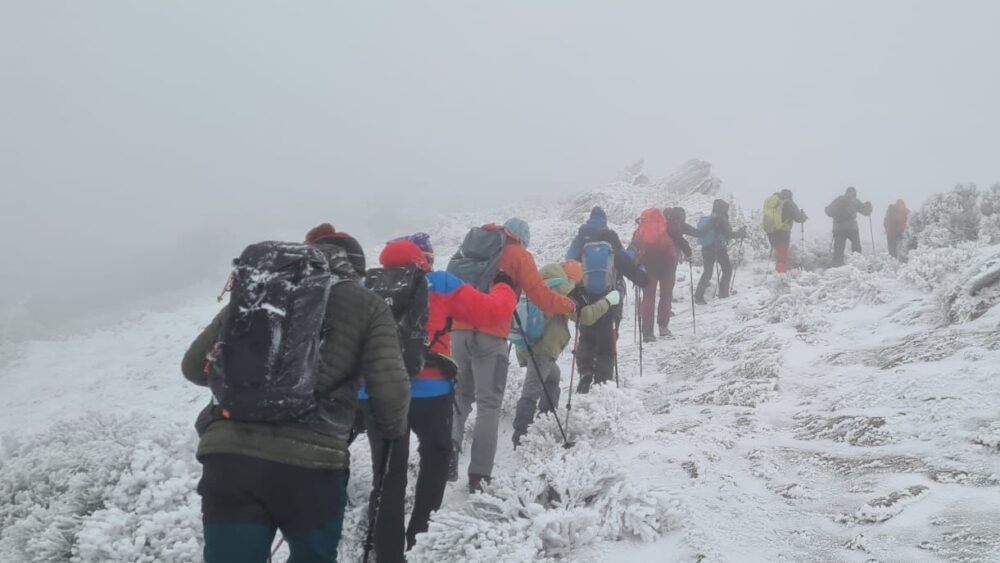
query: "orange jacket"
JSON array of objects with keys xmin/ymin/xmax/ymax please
[{"xmin": 453, "ymin": 235, "xmax": 576, "ymax": 338}]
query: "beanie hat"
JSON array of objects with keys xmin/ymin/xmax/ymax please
[
  {"xmin": 380, "ymin": 239, "xmax": 430, "ymax": 271},
  {"xmin": 503, "ymin": 217, "xmax": 531, "ymax": 248},
  {"xmin": 846, "ymin": 186, "xmax": 857, "ymax": 197},
  {"xmin": 779, "ymin": 189, "xmax": 793, "ymax": 200},
  {"xmin": 305, "ymin": 223, "xmax": 339, "ymax": 244},
  {"xmin": 403, "ymin": 232, "xmax": 434, "ymax": 266},
  {"xmin": 562, "ymin": 260, "xmax": 583, "ymax": 283}
]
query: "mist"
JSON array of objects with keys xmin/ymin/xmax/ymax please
[{"xmin": 2, "ymin": 0, "xmax": 999, "ymax": 340}]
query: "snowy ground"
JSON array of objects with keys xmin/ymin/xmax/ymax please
[{"xmin": 2, "ymin": 167, "xmax": 999, "ymax": 562}]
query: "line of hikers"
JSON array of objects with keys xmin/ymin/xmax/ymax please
[
  {"xmin": 180, "ymin": 189, "xmax": 911, "ymax": 562},
  {"xmin": 762, "ymin": 186, "xmax": 910, "ymax": 270},
  {"xmin": 181, "ymin": 198, "xmax": 749, "ymax": 563}
]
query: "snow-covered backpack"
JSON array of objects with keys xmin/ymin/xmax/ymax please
[
  {"xmin": 582, "ymin": 241, "xmax": 616, "ymax": 295},
  {"xmin": 633, "ymin": 208, "xmax": 675, "ymax": 256},
  {"xmin": 209, "ymin": 242, "xmax": 337, "ymax": 422},
  {"xmin": 509, "ymin": 276, "xmax": 568, "ymax": 347},
  {"xmin": 447, "ymin": 226, "xmax": 507, "ymax": 292},
  {"xmin": 697, "ymin": 215, "xmax": 719, "ymax": 247},
  {"xmin": 762, "ymin": 194, "xmax": 786, "ymax": 234},
  {"xmin": 365, "ymin": 265, "xmax": 430, "ymax": 376}
]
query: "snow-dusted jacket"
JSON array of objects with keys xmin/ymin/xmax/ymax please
[
  {"xmin": 182, "ymin": 276, "xmax": 410, "ymax": 470},
  {"xmin": 516, "ymin": 263, "xmax": 612, "ymax": 363},
  {"xmin": 825, "ymin": 195, "xmax": 873, "ymax": 233},
  {"xmin": 884, "ymin": 200, "xmax": 910, "ymax": 236}
]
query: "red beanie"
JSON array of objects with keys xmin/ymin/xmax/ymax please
[
  {"xmin": 305, "ymin": 223, "xmax": 338, "ymax": 244},
  {"xmin": 380, "ymin": 240, "xmax": 430, "ymax": 271}
]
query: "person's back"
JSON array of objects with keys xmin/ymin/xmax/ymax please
[
  {"xmin": 512, "ymin": 261, "xmax": 616, "ymax": 444},
  {"xmin": 359, "ymin": 237, "xmax": 516, "ymax": 558},
  {"xmin": 695, "ymin": 199, "xmax": 739, "ymax": 303},
  {"xmin": 884, "ymin": 200, "xmax": 909, "ymax": 259},
  {"xmin": 182, "ymin": 239, "xmax": 409, "ymax": 563},
  {"xmin": 450, "ymin": 217, "xmax": 573, "ymax": 493},
  {"xmin": 825, "ymin": 187, "xmax": 872, "ymax": 265}
]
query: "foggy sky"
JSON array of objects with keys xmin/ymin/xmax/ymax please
[{"xmin": 2, "ymin": 0, "xmax": 999, "ymax": 339}]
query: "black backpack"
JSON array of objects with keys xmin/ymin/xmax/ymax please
[
  {"xmin": 209, "ymin": 242, "xmax": 339, "ymax": 422},
  {"xmin": 366, "ymin": 265, "xmax": 430, "ymax": 376},
  {"xmin": 446, "ymin": 227, "xmax": 507, "ymax": 292}
]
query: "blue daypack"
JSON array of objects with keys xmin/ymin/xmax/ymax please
[
  {"xmin": 582, "ymin": 241, "xmax": 616, "ymax": 295},
  {"xmin": 509, "ymin": 276, "xmax": 568, "ymax": 347},
  {"xmin": 697, "ymin": 215, "xmax": 719, "ymax": 247}
]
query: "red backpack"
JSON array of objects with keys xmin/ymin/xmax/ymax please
[{"xmin": 633, "ymin": 208, "xmax": 676, "ymax": 258}]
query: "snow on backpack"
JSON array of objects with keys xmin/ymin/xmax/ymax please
[
  {"xmin": 446, "ymin": 226, "xmax": 507, "ymax": 292},
  {"xmin": 209, "ymin": 241, "xmax": 339, "ymax": 422},
  {"xmin": 634, "ymin": 208, "xmax": 674, "ymax": 256},
  {"xmin": 697, "ymin": 215, "xmax": 719, "ymax": 247},
  {"xmin": 762, "ymin": 194, "xmax": 786, "ymax": 234},
  {"xmin": 582, "ymin": 241, "xmax": 616, "ymax": 295},
  {"xmin": 365, "ymin": 265, "xmax": 430, "ymax": 376},
  {"xmin": 508, "ymin": 276, "xmax": 568, "ymax": 347}
]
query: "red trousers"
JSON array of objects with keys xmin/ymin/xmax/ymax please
[
  {"xmin": 640, "ymin": 258, "xmax": 677, "ymax": 336},
  {"xmin": 768, "ymin": 232, "xmax": 791, "ymax": 273}
]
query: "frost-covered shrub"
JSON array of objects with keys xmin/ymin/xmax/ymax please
[
  {"xmin": 938, "ymin": 246, "xmax": 1000, "ymax": 324},
  {"xmin": 409, "ymin": 442, "xmax": 683, "ymax": 563},
  {"xmin": 762, "ymin": 260, "xmax": 893, "ymax": 325},
  {"xmin": 905, "ymin": 182, "xmax": 1000, "ymax": 252},
  {"xmin": 0, "ymin": 415, "xmax": 201, "ymax": 563}
]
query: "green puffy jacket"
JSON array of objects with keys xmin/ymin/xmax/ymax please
[
  {"xmin": 181, "ymin": 277, "xmax": 410, "ymax": 470},
  {"xmin": 517, "ymin": 263, "xmax": 611, "ymax": 363}
]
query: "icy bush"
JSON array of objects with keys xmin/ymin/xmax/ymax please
[
  {"xmin": 405, "ymin": 386, "xmax": 682, "ymax": 562},
  {"xmin": 906, "ymin": 182, "xmax": 1000, "ymax": 252},
  {"xmin": 0, "ymin": 415, "xmax": 201, "ymax": 563},
  {"xmin": 939, "ymin": 246, "xmax": 1000, "ymax": 324},
  {"xmin": 762, "ymin": 260, "xmax": 893, "ymax": 326}
]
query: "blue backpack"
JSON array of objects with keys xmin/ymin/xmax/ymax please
[
  {"xmin": 509, "ymin": 277, "xmax": 568, "ymax": 347},
  {"xmin": 582, "ymin": 241, "xmax": 616, "ymax": 295},
  {"xmin": 697, "ymin": 215, "xmax": 719, "ymax": 247}
]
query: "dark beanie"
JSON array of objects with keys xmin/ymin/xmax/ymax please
[
  {"xmin": 305, "ymin": 223, "xmax": 338, "ymax": 244},
  {"xmin": 590, "ymin": 206, "xmax": 607, "ymax": 222},
  {"xmin": 305, "ymin": 223, "xmax": 366, "ymax": 275}
]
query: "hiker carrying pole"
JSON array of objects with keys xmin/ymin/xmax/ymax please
[{"xmin": 513, "ymin": 311, "xmax": 574, "ymax": 448}]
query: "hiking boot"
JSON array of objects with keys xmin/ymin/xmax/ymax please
[
  {"xmin": 447, "ymin": 443, "xmax": 459, "ymax": 483},
  {"xmin": 642, "ymin": 334, "xmax": 657, "ymax": 343},
  {"xmin": 695, "ymin": 296, "xmax": 707, "ymax": 305},
  {"xmin": 469, "ymin": 474, "xmax": 491, "ymax": 494},
  {"xmin": 659, "ymin": 327, "xmax": 672, "ymax": 338}
]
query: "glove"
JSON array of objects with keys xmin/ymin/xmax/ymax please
[
  {"xmin": 604, "ymin": 290, "xmax": 622, "ymax": 306},
  {"xmin": 493, "ymin": 270, "xmax": 515, "ymax": 289}
]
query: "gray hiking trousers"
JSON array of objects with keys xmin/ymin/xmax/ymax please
[
  {"xmin": 450, "ymin": 331, "xmax": 509, "ymax": 478},
  {"xmin": 513, "ymin": 353, "xmax": 561, "ymax": 436}
]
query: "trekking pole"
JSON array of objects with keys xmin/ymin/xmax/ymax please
[
  {"xmin": 613, "ymin": 325, "xmax": 620, "ymax": 389},
  {"xmin": 731, "ymin": 238, "xmax": 746, "ymax": 293},
  {"xmin": 513, "ymin": 311, "xmax": 574, "ymax": 448},
  {"xmin": 714, "ymin": 264, "xmax": 722, "ymax": 298},
  {"xmin": 565, "ymin": 320, "xmax": 581, "ymax": 435},
  {"xmin": 868, "ymin": 215, "xmax": 876, "ymax": 254},
  {"xmin": 363, "ymin": 439, "xmax": 394, "ymax": 563},
  {"xmin": 632, "ymin": 284, "xmax": 638, "ymax": 345},
  {"xmin": 268, "ymin": 536, "xmax": 286, "ymax": 563},
  {"xmin": 688, "ymin": 261, "xmax": 696, "ymax": 335},
  {"xmin": 636, "ymin": 284, "xmax": 643, "ymax": 378}
]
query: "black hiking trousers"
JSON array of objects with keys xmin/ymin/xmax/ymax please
[
  {"xmin": 198, "ymin": 454, "xmax": 348, "ymax": 563},
  {"xmin": 363, "ymin": 393, "xmax": 453, "ymax": 562},
  {"xmin": 696, "ymin": 244, "xmax": 732, "ymax": 300},
  {"xmin": 576, "ymin": 312, "xmax": 617, "ymax": 393},
  {"xmin": 832, "ymin": 229, "xmax": 862, "ymax": 266}
]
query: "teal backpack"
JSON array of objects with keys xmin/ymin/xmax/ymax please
[
  {"xmin": 697, "ymin": 215, "xmax": 718, "ymax": 247},
  {"xmin": 509, "ymin": 276, "xmax": 569, "ymax": 347}
]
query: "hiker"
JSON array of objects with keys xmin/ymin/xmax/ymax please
[
  {"xmin": 884, "ymin": 199, "xmax": 909, "ymax": 259},
  {"xmin": 360, "ymin": 236, "xmax": 517, "ymax": 560},
  {"xmin": 565, "ymin": 206, "xmax": 648, "ymax": 393},
  {"xmin": 448, "ymin": 218, "xmax": 575, "ymax": 493},
  {"xmin": 694, "ymin": 199, "xmax": 745, "ymax": 304},
  {"xmin": 762, "ymin": 190, "xmax": 808, "ymax": 273},
  {"xmin": 631, "ymin": 208, "xmax": 681, "ymax": 341},
  {"xmin": 825, "ymin": 187, "xmax": 873, "ymax": 266},
  {"xmin": 511, "ymin": 260, "xmax": 617, "ymax": 446},
  {"xmin": 181, "ymin": 228, "xmax": 410, "ymax": 563}
]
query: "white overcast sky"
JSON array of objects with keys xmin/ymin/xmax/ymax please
[{"xmin": 2, "ymin": 0, "xmax": 999, "ymax": 334}]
